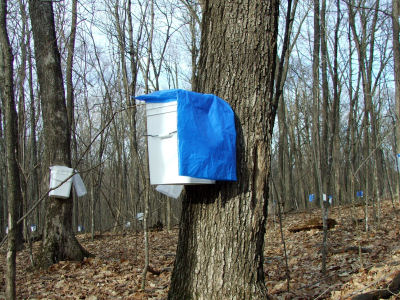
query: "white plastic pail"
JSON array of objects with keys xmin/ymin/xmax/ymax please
[
  {"xmin": 146, "ymin": 102, "xmax": 215, "ymax": 185},
  {"xmin": 49, "ymin": 165, "xmax": 74, "ymax": 199}
]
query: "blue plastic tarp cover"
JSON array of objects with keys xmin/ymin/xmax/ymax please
[{"xmin": 136, "ymin": 89, "xmax": 237, "ymax": 181}]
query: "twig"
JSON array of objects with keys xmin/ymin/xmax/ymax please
[
  {"xmin": 345, "ymin": 269, "xmax": 400, "ymax": 299},
  {"xmin": 0, "ymin": 172, "xmax": 76, "ymax": 248},
  {"xmin": 313, "ymin": 284, "xmax": 340, "ymax": 300},
  {"xmin": 271, "ymin": 178, "xmax": 291, "ymax": 292}
]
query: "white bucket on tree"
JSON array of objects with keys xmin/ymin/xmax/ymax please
[
  {"xmin": 49, "ymin": 165, "xmax": 74, "ymax": 199},
  {"xmin": 146, "ymin": 102, "xmax": 215, "ymax": 185}
]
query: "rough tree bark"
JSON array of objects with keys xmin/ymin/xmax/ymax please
[
  {"xmin": 0, "ymin": 0, "xmax": 24, "ymax": 298},
  {"xmin": 28, "ymin": 0, "xmax": 89, "ymax": 267},
  {"xmin": 168, "ymin": 1, "xmax": 279, "ymax": 299}
]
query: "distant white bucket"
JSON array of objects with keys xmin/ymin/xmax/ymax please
[
  {"xmin": 146, "ymin": 102, "xmax": 215, "ymax": 185},
  {"xmin": 49, "ymin": 165, "xmax": 73, "ymax": 199}
]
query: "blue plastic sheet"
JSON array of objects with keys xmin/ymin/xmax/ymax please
[{"xmin": 136, "ymin": 89, "xmax": 237, "ymax": 181}]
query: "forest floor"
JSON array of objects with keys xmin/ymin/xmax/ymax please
[{"xmin": 1, "ymin": 199, "xmax": 400, "ymax": 299}]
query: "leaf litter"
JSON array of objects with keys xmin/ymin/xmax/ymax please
[{"xmin": 1, "ymin": 199, "xmax": 400, "ymax": 299}]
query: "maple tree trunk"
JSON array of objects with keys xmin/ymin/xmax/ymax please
[
  {"xmin": 168, "ymin": 1, "xmax": 279, "ymax": 299},
  {"xmin": 0, "ymin": 0, "xmax": 24, "ymax": 298},
  {"xmin": 28, "ymin": 0, "xmax": 89, "ymax": 267}
]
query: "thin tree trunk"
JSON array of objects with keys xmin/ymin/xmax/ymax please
[
  {"xmin": 66, "ymin": 0, "xmax": 79, "ymax": 230},
  {"xmin": 127, "ymin": 0, "xmax": 140, "ymax": 227},
  {"xmin": 166, "ymin": 197, "xmax": 171, "ymax": 231},
  {"xmin": 0, "ymin": 0, "xmax": 24, "ymax": 298},
  {"xmin": 141, "ymin": 0, "xmax": 154, "ymax": 288},
  {"xmin": 312, "ymin": 0, "xmax": 322, "ymax": 208},
  {"xmin": 17, "ymin": 0, "xmax": 28, "ymax": 244},
  {"xmin": 27, "ymin": 10, "xmax": 39, "ymax": 234},
  {"xmin": 141, "ymin": 186, "xmax": 149, "ymax": 290},
  {"xmin": 393, "ymin": 0, "xmax": 400, "ymax": 203},
  {"xmin": 312, "ymin": 0, "xmax": 327, "ymax": 274},
  {"xmin": 90, "ymin": 184, "xmax": 95, "ymax": 241},
  {"xmin": 331, "ymin": 0, "xmax": 341, "ymax": 205},
  {"xmin": 66, "ymin": 0, "xmax": 77, "ymax": 129},
  {"xmin": 0, "ymin": 108, "xmax": 3, "ymax": 238},
  {"xmin": 320, "ymin": 0, "xmax": 329, "ymax": 195}
]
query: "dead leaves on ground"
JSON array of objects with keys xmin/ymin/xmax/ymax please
[
  {"xmin": 266, "ymin": 201, "xmax": 400, "ymax": 299},
  {"xmin": 1, "ymin": 200, "xmax": 400, "ymax": 299},
  {"xmin": 0, "ymin": 230, "xmax": 177, "ymax": 299}
]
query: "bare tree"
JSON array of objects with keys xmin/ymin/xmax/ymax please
[
  {"xmin": 393, "ymin": 0, "xmax": 400, "ymax": 201},
  {"xmin": 28, "ymin": 0, "xmax": 90, "ymax": 267},
  {"xmin": 0, "ymin": 0, "xmax": 24, "ymax": 298}
]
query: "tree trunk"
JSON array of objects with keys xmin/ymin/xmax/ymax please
[
  {"xmin": 28, "ymin": 0, "xmax": 89, "ymax": 267},
  {"xmin": 0, "ymin": 0, "xmax": 24, "ymax": 298},
  {"xmin": 331, "ymin": 0, "xmax": 341, "ymax": 205},
  {"xmin": 0, "ymin": 108, "xmax": 3, "ymax": 238},
  {"xmin": 312, "ymin": 0, "xmax": 327, "ymax": 273},
  {"xmin": 312, "ymin": 0, "xmax": 322, "ymax": 209},
  {"xmin": 27, "ymin": 34, "xmax": 40, "ymax": 229},
  {"xmin": 17, "ymin": 0, "xmax": 28, "ymax": 244},
  {"xmin": 168, "ymin": 1, "xmax": 279, "ymax": 299},
  {"xmin": 348, "ymin": 0, "xmax": 381, "ymax": 230},
  {"xmin": 393, "ymin": 0, "xmax": 400, "ymax": 202},
  {"xmin": 66, "ymin": 0, "xmax": 77, "ymax": 129},
  {"xmin": 320, "ymin": 0, "xmax": 329, "ymax": 195},
  {"xmin": 278, "ymin": 101, "xmax": 289, "ymax": 210},
  {"xmin": 275, "ymin": 0, "xmax": 297, "ymax": 211}
]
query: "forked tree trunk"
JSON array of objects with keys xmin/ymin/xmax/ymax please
[
  {"xmin": 168, "ymin": 1, "xmax": 279, "ymax": 299},
  {"xmin": 28, "ymin": 0, "xmax": 89, "ymax": 267}
]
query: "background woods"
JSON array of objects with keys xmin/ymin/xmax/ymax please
[{"xmin": 0, "ymin": 0, "xmax": 400, "ymax": 298}]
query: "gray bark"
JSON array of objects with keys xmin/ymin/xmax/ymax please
[
  {"xmin": 0, "ymin": 0, "xmax": 24, "ymax": 298},
  {"xmin": 168, "ymin": 1, "xmax": 279, "ymax": 298},
  {"xmin": 28, "ymin": 0, "xmax": 89, "ymax": 267}
]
